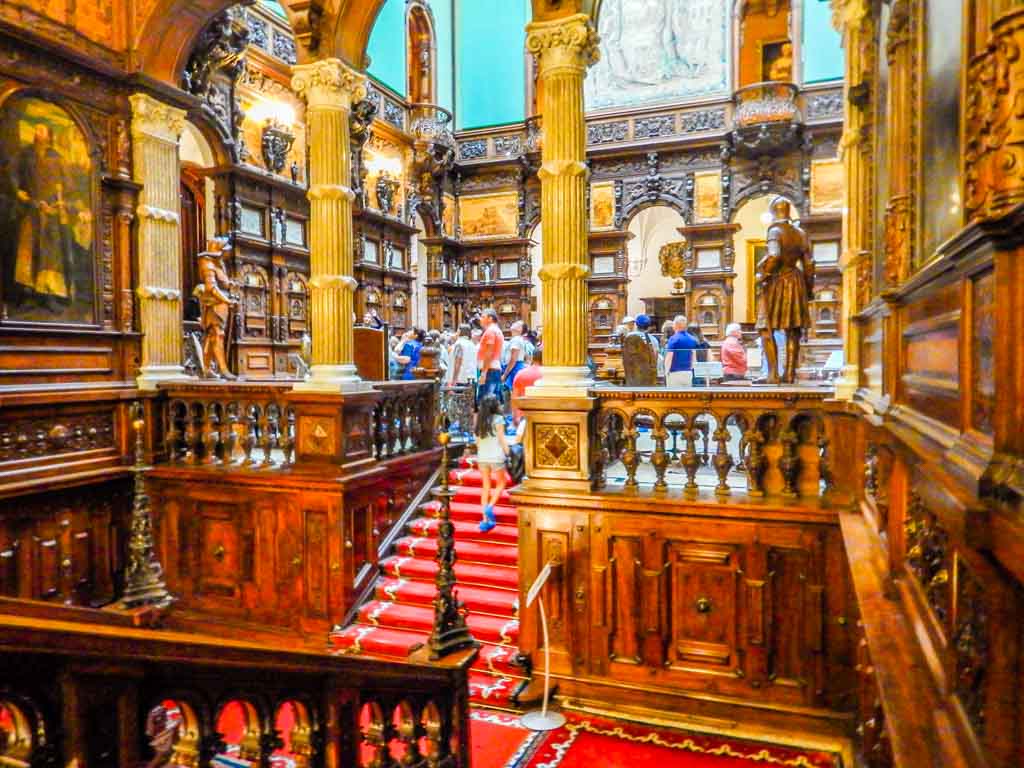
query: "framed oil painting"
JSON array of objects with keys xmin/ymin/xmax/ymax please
[
  {"xmin": 0, "ymin": 95, "xmax": 97, "ymax": 324},
  {"xmin": 811, "ymin": 159, "xmax": 844, "ymax": 213},
  {"xmin": 459, "ymin": 192, "xmax": 518, "ymax": 240},
  {"xmin": 590, "ymin": 181, "xmax": 615, "ymax": 230},
  {"xmin": 747, "ymin": 239, "xmax": 767, "ymax": 321},
  {"xmin": 693, "ymin": 171, "xmax": 721, "ymax": 222}
]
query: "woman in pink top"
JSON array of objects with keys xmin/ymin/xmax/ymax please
[{"xmin": 721, "ymin": 322, "xmax": 748, "ymax": 381}]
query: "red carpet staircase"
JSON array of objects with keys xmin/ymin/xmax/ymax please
[{"xmin": 330, "ymin": 458, "xmax": 529, "ymax": 710}]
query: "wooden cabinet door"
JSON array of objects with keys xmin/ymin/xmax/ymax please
[{"xmin": 666, "ymin": 540, "xmax": 742, "ymax": 674}]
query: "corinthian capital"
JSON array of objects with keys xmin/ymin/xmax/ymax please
[
  {"xmin": 831, "ymin": 0, "xmax": 871, "ymax": 34},
  {"xmin": 129, "ymin": 93, "xmax": 186, "ymax": 144},
  {"xmin": 291, "ymin": 58, "xmax": 368, "ymax": 111},
  {"xmin": 526, "ymin": 13, "xmax": 599, "ymax": 76}
]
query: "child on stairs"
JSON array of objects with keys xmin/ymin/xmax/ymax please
[{"xmin": 474, "ymin": 394, "xmax": 510, "ymax": 533}]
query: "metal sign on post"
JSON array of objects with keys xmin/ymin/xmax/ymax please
[{"xmin": 520, "ymin": 560, "xmax": 565, "ymax": 732}]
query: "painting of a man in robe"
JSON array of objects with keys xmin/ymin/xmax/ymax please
[{"xmin": 0, "ymin": 96, "xmax": 95, "ymax": 323}]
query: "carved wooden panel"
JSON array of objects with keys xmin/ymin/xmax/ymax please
[
  {"xmin": 0, "ymin": 479, "xmax": 128, "ymax": 606},
  {"xmin": 667, "ymin": 541, "xmax": 740, "ymax": 671}
]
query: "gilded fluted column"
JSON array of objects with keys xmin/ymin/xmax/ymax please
[
  {"xmin": 526, "ymin": 14, "xmax": 599, "ymax": 393},
  {"xmin": 832, "ymin": 0, "xmax": 876, "ymax": 400},
  {"xmin": 291, "ymin": 59, "xmax": 368, "ymax": 391},
  {"xmin": 131, "ymin": 94, "xmax": 188, "ymax": 389}
]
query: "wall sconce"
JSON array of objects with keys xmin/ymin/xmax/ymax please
[{"xmin": 261, "ymin": 118, "xmax": 295, "ymax": 174}]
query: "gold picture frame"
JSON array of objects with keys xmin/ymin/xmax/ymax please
[
  {"xmin": 693, "ymin": 171, "xmax": 722, "ymax": 222},
  {"xmin": 459, "ymin": 192, "xmax": 518, "ymax": 240},
  {"xmin": 810, "ymin": 159, "xmax": 844, "ymax": 213},
  {"xmin": 590, "ymin": 181, "xmax": 616, "ymax": 230}
]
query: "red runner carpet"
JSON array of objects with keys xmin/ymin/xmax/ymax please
[
  {"xmin": 330, "ymin": 457, "xmax": 527, "ymax": 708},
  {"xmin": 514, "ymin": 712, "xmax": 841, "ymax": 768}
]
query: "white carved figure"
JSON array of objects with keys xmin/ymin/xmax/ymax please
[{"xmin": 586, "ymin": 0, "xmax": 729, "ymax": 110}]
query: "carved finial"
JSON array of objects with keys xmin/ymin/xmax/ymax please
[{"xmin": 120, "ymin": 402, "xmax": 175, "ymax": 610}]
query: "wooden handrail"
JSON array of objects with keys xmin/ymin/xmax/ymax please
[{"xmin": 0, "ymin": 605, "xmax": 475, "ymax": 768}]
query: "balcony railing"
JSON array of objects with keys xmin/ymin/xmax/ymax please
[
  {"xmin": 730, "ymin": 81, "xmax": 803, "ymax": 156},
  {"xmin": 592, "ymin": 386, "xmax": 836, "ymax": 498},
  {"xmin": 409, "ymin": 103, "xmax": 455, "ymax": 146}
]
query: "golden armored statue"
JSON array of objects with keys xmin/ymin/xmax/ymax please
[
  {"xmin": 193, "ymin": 238, "xmax": 237, "ymax": 380},
  {"xmin": 756, "ymin": 198, "xmax": 814, "ymax": 384}
]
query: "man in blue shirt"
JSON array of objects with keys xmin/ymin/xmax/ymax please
[{"xmin": 664, "ymin": 315, "xmax": 698, "ymax": 388}]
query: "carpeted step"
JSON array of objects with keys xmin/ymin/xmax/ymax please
[
  {"xmin": 357, "ymin": 600, "xmax": 519, "ymax": 645},
  {"xmin": 376, "ymin": 577, "xmax": 518, "ymax": 617},
  {"xmin": 477, "ymin": 643, "xmax": 527, "ymax": 679},
  {"xmin": 468, "ymin": 670, "xmax": 520, "ymax": 709},
  {"xmin": 421, "ymin": 499, "xmax": 519, "ymax": 526},
  {"xmin": 450, "ymin": 468, "xmax": 512, "ymax": 491},
  {"xmin": 380, "ymin": 555, "xmax": 520, "ymax": 590},
  {"xmin": 394, "ymin": 536, "xmax": 519, "ymax": 567},
  {"xmin": 329, "ymin": 624, "xmax": 425, "ymax": 657},
  {"xmin": 408, "ymin": 516, "xmax": 519, "ymax": 545}
]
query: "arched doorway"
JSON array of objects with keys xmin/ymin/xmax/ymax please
[{"xmin": 625, "ymin": 205, "xmax": 688, "ymax": 326}]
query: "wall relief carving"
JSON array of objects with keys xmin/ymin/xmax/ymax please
[{"xmin": 585, "ymin": 0, "xmax": 729, "ymax": 111}]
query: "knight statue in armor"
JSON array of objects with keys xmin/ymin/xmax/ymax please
[
  {"xmin": 193, "ymin": 238, "xmax": 238, "ymax": 380},
  {"xmin": 755, "ymin": 198, "xmax": 814, "ymax": 384}
]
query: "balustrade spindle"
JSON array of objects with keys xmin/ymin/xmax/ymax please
[
  {"xmin": 258, "ymin": 407, "xmax": 274, "ymax": 467},
  {"xmin": 651, "ymin": 424, "xmax": 669, "ymax": 492},
  {"xmin": 361, "ymin": 710, "xmax": 392, "ymax": 768},
  {"xmin": 743, "ymin": 426, "xmax": 766, "ymax": 496},
  {"xmin": 397, "ymin": 400, "xmax": 410, "ymax": 453},
  {"xmin": 818, "ymin": 433, "xmax": 835, "ymax": 494},
  {"xmin": 200, "ymin": 404, "xmax": 218, "ymax": 465},
  {"xmin": 622, "ymin": 423, "xmax": 640, "ymax": 489},
  {"xmin": 779, "ymin": 427, "xmax": 800, "ymax": 497},
  {"xmin": 712, "ymin": 424, "xmax": 734, "ymax": 496},
  {"xmin": 165, "ymin": 402, "xmax": 183, "ymax": 461},
  {"xmin": 373, "ymin": 402, "xmax": 386, "ymax": 459},
  {"xmin": 218, "ymin": 405, "xmax": 236, "ymax": 464},
  {"xmin": 242, "ymin": 405, "xmax": 257, "ymax": 466},
  {"xmin": 681, "ymin": 422, "xmax": 701, "ymax": 494},
  {"xmin": 184, "ymin": 406, "xmax": 199, "ymax": 464},
  {"xmin": 281, "ymin": 409, "xmax": 295, "ymax": 465},
  {"xmin": 396, "ymin": 709, "xmax": 423, "ymax": 767}
]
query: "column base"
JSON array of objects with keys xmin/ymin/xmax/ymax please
[
  {"xmin": 833, "ymin": 365, "xmax": 860, "ymax": 400},
  {"xmin": 526, "ymin": 365, "xmax": 594, "ymax": 398},
  {"xmin": 137, "ymin": 365, "xmax": 191, "ymax": 391},
  {"xmin": 291, "ymin": 364, "xmax": 372, "ymax": 393}
]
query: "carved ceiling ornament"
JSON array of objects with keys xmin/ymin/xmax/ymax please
[
  {"xmin": 291, "ymin": 58, "xmax": 367, "ymax": 111},
  {"xmin": 964, "ymin": 7, "xmax": 1024, "ymax": 223},
  {"xmin": 525, "ymin": 13, "xmax": 600, "ymax": 76}
]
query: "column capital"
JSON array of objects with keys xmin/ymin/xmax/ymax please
[
  {"xmin": 291, "ymin": 58, "xmax": 367, "ymax": 111},
  {"xmin": 831, "ymin": 0, "xmax": 871, "ymax": 34},
  {"xmin": 526, "ymin": 13, "xmax": 599, "ymax": 77},
  {"xmin": 129, "ymin": 93, "xmax": 186, "ymax": 144}
]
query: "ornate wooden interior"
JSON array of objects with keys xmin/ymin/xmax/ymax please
[{"xmin": 0, "ymin": 1, "xmax": 1022, "ymax": 767}]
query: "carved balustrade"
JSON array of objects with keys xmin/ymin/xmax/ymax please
[
  {"xmin": 592, "ymin": 386, "xmax": 838, "ymax": 500},
  {"xmin": 408, "ymin": 103, "xmax": 455, "ymax": 146},
  {"xmin": 372, "ymin": 381, "xmax": 437, "ymax": 459},
  {"xmin": 730, "ymin": 81, "xmax": 803, "ymax": 156},
  {"xmin": 0, "ymin": 605, "xmax": 473, "ymax": 768},
  {"xmin": 162, "ymin": 382, "xmax": 296, "ymax": 468}
]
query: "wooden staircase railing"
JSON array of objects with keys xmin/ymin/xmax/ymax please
[{"xmin": 0, "ymin": 603, "xmax": 474, "ymax": 768}]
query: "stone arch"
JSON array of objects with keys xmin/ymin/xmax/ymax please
[{"xmin": 137, "ymin": 0, "xmax": 390, "ymax": 87}]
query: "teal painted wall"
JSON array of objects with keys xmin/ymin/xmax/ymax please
[
  {"xmin": 433, "ymin": 0, "xmax": 455, "ymax": 114},
  {"xmin": 366, "ymin": 0, "xmax": 407, "ymax": 96},
  {"xmin": 802, "ymin": 0, "xmax": 844, "ymax": 83},
  {"xmin": 455, "ymin": 0, "xmax": 528, "ymax": 130}
]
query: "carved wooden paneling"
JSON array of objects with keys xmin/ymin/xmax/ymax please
[
  {"xmin": 0, "ymin": 480, "xmax": 129, "ymax": 606},
  {"xmin": 668, "ymin": 541, "xmax": 739, "ymax": 671}
]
